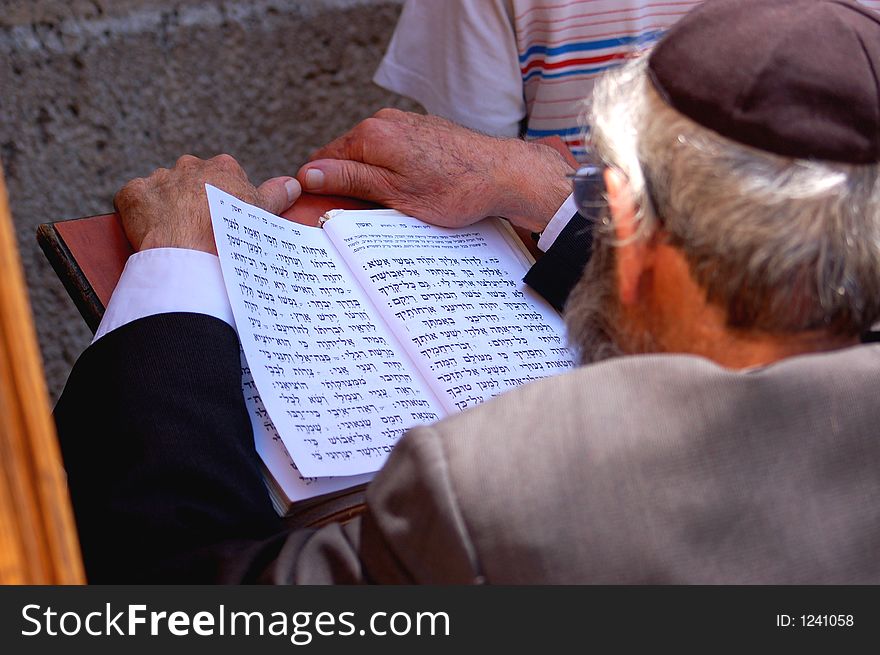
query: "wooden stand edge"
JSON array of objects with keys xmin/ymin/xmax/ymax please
[
  {"xmin": 0, "ymin": 165, "xmax": 85, "ymax": 584},
  {"xmin": 37, "ymin": 222, "xmax": 106, "ymax": 333}
]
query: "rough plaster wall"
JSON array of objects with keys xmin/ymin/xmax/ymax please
[{"xmin": 0, "ymin": 0, "xmax": 418, "ymax": 400}]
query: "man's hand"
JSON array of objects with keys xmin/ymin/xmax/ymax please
[
  {"xmin": 296, "ymin": 109, "xmax": 573, "ymax": 234},
  {"xmin": 115, "ymin": 154, "xmax": 302, "ymax": 254}
]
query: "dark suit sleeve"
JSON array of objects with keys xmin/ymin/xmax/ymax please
[
  {"xmin": 55, "ymin": 313, "xmax": 479, "ymax": 583},
  {"xmin": 523, "ymin": 211, "xmax": 593, "ymax": 312},
  {"xmin": 55, "ymin": 313, "xmax": 285, "ymax": 582}
]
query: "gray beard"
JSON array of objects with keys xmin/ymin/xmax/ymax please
[{"xmin": 563, "ymin": 232, "xmax": 658, "ymax": 365}]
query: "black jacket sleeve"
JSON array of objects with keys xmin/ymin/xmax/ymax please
[
  {"xmin": 54, "ymin": 313, "xmax": 284, "ymax": 582},
  {"xmin": 54, "ymin": 312, "xmax": 480, "ymax": 584},
  {"xmin": 523, "ymin": 211, "xmax": 593, "ymax": 312}
]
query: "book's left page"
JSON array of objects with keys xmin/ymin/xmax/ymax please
[
  {"xmin": 207, "ymin": 185, "xmax": 444, "ymax": 481},
  {"xmin": 239, "ymin": 352, "xmax": 371, "ymax": 508}
]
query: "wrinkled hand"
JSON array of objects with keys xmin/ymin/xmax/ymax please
[
  {"xmin": 115, "ymin": 154, "xmax": 302, "ymax": 254},
  {"xmin": 297, "ymin": 109, "xmax": 572, "ymax": 233}
]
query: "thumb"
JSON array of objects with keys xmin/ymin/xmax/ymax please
[
  {"xmin": 255, "ymin": 176, "xmax": 301, "ymax": 215},
  {"xmin": 297, "ymin": 159, "xmax": 390, "ymax": 202}
]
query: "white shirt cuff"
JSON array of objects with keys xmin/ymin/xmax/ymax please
[
  {"xmin": 93, "ymin": 247, "xmax": 235, "ymax": 343},
  {"xmin": 537, "ymin": 194, "xmax": 578, "ymax": 252}
]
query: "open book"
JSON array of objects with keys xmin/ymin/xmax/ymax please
[{"xmin": 207, "ymin": 185, "xmax": 574, "ymax": 514}]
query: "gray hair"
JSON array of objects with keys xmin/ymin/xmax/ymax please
[{"xmin": 586, "ymin": 57, "xmax": 880, "ymax": 335}]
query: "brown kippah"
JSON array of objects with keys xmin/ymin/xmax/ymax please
[{"xmin": 647, "ymin": 0, "xmax": 880, "ymax": 164}]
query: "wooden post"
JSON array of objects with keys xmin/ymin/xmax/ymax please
[{"xmin": 0, "ymin": 164, "xmax": 85, "ymax": 584}]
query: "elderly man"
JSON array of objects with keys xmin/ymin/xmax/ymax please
[{"xmin": 57, "ymin": 0, "xmax": 880, "ymax": 583}]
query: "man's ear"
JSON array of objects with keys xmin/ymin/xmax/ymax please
[{"xmin": 604, "ymin": 168, "xmax": 653, "ymax": 306}]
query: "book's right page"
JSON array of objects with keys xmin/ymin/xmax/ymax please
[{"xmin": 324, "ymin": 211, "xmax": 575, "ymax": 414}]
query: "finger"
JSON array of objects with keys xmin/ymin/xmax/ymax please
[
  {"xmin": 297, "ymin": 159, "xmax": 394, "ymax": 202},
  {"xmin": 309, "ymin": 129, "xmax": 367, "ymax": 163},
  {"xmin": 373, "ymin": 107, "xmax": 425, "ymax": 127},
  {"xmin": 256, "ymin": 176, "xmax": 302, "ymax": 215},
  {"xmin": 308, "ymin": 115, "xmax": 398, "ymax": 164},
  {"xmin": 175, "ymin": 154, "xmax": 201, "ymax": 168},
  {"xmin": 373, "ymin": 108, "xmax": 459, "ymax": 138},
  {"xmin": 113, "ymin": 177, "xmax": 146, "ymax": 214},
  {"xmin": 209, "ymin": 153, "xmax": 242, "ymax": 172}
]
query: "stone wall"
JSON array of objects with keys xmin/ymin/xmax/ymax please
[{"xmin": 0, "ymin": 0, "xmax": 416, "ymax": 399}]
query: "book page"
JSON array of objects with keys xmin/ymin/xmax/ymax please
[
  {"xmin": 208, "ymin": 187, "xmax": 443, "ymax": 479},
  {"xmin": 240, "ymin": 352, "xmax": 371, "ymax": 507},
  {"xmin": 324, "ymin": 211, "xmax": 575, "ymax": 414}
]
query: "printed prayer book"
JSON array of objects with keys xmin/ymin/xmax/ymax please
[{"xmin": 207, "ymin": 185, "xmax": 574, "ymax": 514}]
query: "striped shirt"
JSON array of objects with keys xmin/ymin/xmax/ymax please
[
  {"xmin": 516, "ymin": 0, "xmax": 702, "ymax": 156},
  {"xmin": 376, "ymin": 0, "xmax": 880, "ymax": 158}
]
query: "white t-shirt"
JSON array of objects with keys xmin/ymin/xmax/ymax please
[{"xmin": 375, "ymin": 0, "xmax": 880, "ymax": 158}]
